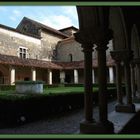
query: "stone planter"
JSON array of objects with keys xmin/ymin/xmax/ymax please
[{"xmin": 15, "ymin": 81, "xmax": 43, "ymax": 94}]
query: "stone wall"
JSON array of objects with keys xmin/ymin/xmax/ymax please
[
  {"xmin": 40, "ymin": 31, "xmax": 63, "ymax": 61},
  {"xmin": 56, "ymin": 39, "xmax": 83, "ymax": 62},
  {"xmin": 56, "ymin": 39, "xmax": 113, "ymax": 62},
  {"xmin": 56, "ymin": 39, "xmax": 97, "ymax": 62},
  {"xmin": 0, "ymin": 27, "xmax": 41, "ymax": 59},
  {"xmin": 0, "ymin": 26, "xmax": 65, "ymax": 61}
]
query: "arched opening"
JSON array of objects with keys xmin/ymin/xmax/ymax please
[
  {"xmin": 109, "ymin": 7, "xmax": 128, "ymax": 50},
  {"xmin": 69, "ymin": 53, "xmax": 73, "ymax": 62},
  {"xmin": 131, "ymin": 24, "xmax": 140, "ymax": 59},
  {"xmin": 75, "ymin": 6, "xmax": 114, "ymax": 134},
  {"xmin": 0, "ymin": 65, "xmax": 9, "ymax": 85},
  {"xmin": 109, "ymin": 7, "xmax": 128, "ymax": 83},
  {"xmin": 0, "ymin": 71, "xmax": 4, "ymax": 84},
  {"xmin": 131, "ymin": 24, "xmax": 140, "ymax": 97}
]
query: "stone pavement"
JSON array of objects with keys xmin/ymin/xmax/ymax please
[
  {"xmin": 0, "ymin": 99, "xmax": 139, "ymax": 134},
  {"xmin": 0, "ymin": 100, "xmax": 115, "ymax": 134}
]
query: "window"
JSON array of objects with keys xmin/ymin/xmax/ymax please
[
  {"xmin": 69, "ymin": 54, "xmax": 73, "ymax": 62},
  {"xmin": 18, "ymin": 47, "xmax": 28, "ymax": 59}
]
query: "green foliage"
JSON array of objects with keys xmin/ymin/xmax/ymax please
[
  {"xmin": 0, "ymin": 83, "xmax": 118, "ymax": 101},
  {"xmin": 0, "ymin": 85, "xmax": 15, "ymax": 91},
  {"xmin": 15, "ymin": 80, "xmax": 44, "ymax": 84}
]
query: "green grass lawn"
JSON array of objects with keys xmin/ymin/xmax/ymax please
[
  {"xmin": 0, "ymin": 86, "xmax": 116, "ymax": 101},
  {"xmin": 44, "ymin": 87, "xmax": 99, "ymax": 95}
]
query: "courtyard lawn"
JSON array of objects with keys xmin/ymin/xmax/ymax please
[
  {"xmin": 44, "ymin": 86, "xmax": 99, "ymax": 95},
  {"xmin": 0, "ymin": 85, "xmax": 117, "ymax": 101},
  {"xmin": 0, "ymin": 87, "xmax": 96, "ymax": 100},
  {"xmin": 0, "ymin": 85, "xmax": 118, "ymax": 125}
]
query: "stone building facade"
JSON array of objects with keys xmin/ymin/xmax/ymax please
[{"xmin": 0, "ymin": 17, "xmax": 115, "ymax": 85}]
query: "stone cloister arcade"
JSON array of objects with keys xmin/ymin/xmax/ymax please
[{"xmin": 74, "ymin": 6, "xmax": 140, "ymax": 134}]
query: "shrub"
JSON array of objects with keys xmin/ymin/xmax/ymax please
[
  {"xmin": 0, "ymin": 85, "xmax": 15, "ymax": 91},
  {"xmin": 15, "ymin": 80, "xmax": 44, "ymax": 84},
  {"xmin": 0, "ymin": 87, "xmax": 118, "ymax": 126}
]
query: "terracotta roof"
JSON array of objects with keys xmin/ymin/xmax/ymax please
[
  {"xmin": 54, "ymin": 61, "xmax": 84, "ymax": 70},
  {"xmin": 17, "ymin": 17, "xmax": 69, "ymax": 38},
  {"xmin": 57, "ymin": 36, "xmax": 76, "ymax": 45},
  {"xmin": 0, "ymin": 24, "xmax": 40, "ymax": 39},
  {"xmin": 55, "ymin": 56, "xmax": 115, "ymax": 70},
  {"xmin": 59, "ymin": 26, "xmax": 79, "ymax": 32},
  {"xmin": 0, "ymin": 54, "xmax": 62, "ymax": 70},
  {"xmin": 0, "ymin": 54, "xmax": 115, "ymax": 70}
]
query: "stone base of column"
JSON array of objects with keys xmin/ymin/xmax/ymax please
[
  {"xmin": 133, "ymin": 91, "xmax": 140, "ymax": 103},
  {"xmin": 133, "ymin": 96, "xmax": 140, "ymax": 103},
  {"xmin": 115, "ymin": 103, "xmax": 135, "ymax": 113},
  {"xmin": 80, "ymin": 120, "xmax": 114, "ymax": 134}
]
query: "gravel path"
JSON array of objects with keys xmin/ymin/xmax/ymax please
[{"xmin": 0, "ymin": 100, "xmax": 116, "ymax": 134}]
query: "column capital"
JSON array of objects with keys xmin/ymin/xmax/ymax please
[
  {"xmin": 82, "ymin": 44, "xmax": 94, "ymax": 53},
  {"xmin": 48, "ymin": 69, "xmax": 52, "ymax": 72},
  {"xmin": 111, "ymin": 50, "xmax": 133, "ymax": 64},
  {"xmin": 110, "ymin": 51, "xmax": 123, "ymax": 63},
  {"xmin": 94, "ymin": 32, "xmax": 110, "ymax": 52},
  {"xmin": 94, "ymin": 28, "xmax": 113, "ymax": 47},
  {"xmin": 74, "ymin": 31, "xmax": 94, "ymax": 53},
  {"xmin": 31, "ymin": 67, "xmax": 36, "ymax": 70},
  {"xmin": 74, "ymin": 31, "xmax": 95, "ymax": 45},
  {"xmin": 130, "ymin": 61, "xmax": 136, "ymax": 68},
  {"xmin": 95, "ymin": 43, "xmax": 108, "ymax": 52},
  {"xmin": 9, "ymin": 65, "xmax": 15, "ymax": 70},
  {"xmin": 136, "ymin": 63, "xmax": 140, "ymax": 68},
  {"xmin": 122, "ymin": 50, "xmax": 133, "ymax": 64},
  {"xmin": 133, "ymin": 58, "xmax": 140, "ymax": 65}
]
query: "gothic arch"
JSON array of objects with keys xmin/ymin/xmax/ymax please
[
  {"xmin": 0, "ymin": 65, "xmax": 9, "ymax": 77},
  {"xmin": 76, "ymin": 6, "xmax": 111, "ymax": 45},
  {"xmin": 131, "ymin": 24, "xmax": 140, "ymax": 58},
  {"xmin": 0, "ymin": 65, "xmax": 9, "ymax": 84},
  {"xmin": 109, "ymin": 7, "xmax": 128, "ymax": 50}
]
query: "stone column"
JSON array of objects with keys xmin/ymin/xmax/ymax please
[
  {"xmin": 136, "ymin": 64, "xmax": 140, "ymax": 95},
  {"xmin": 79, "ymin": 43, "xmax": 98, "ymax": 134},
  {"xmin": 10, "ymin": 67, "xmax": 15, "ymax": 85},
  {"xmin": 96, "ymin": 41, "xmax": 114, "ymax": 133},
  {"xmin": 74, "ymin": 30, "xmax": 114, "ymax": 134},
  {"xmin": 109, "ymin": 67, "xmax": 114, "ymax": 83},
  {"xmin": 82, "ymin": 44, "xmax": 94, "ymax": 122},
  {"xmin": 92, "ymin": 69, "xmax": 95, "ymax": 84},
  {"xmin": 131, "ymin": 63, "xmax": 136, "ymax": 98},
  {"xmin": 110, "ymin": 51, "xmax": 124, "ymax": 112},
  {"xmin": 74, "ymin": 69, "xmax": 79, "ymax": 84},
  {"xmin": 31, "ymin": 68, "xmax": 36, "ymax": 81},
  {"xmin": 60, "ymin": 70, "xmax": 65, "ymax": 84},
  {"xmin": 48, "ymin": 69, "xmax": 52, "ymax": 85},
  {"xmin": 122, "ymin": 51, "xmax": 135, "ymax": 112},
  {"xmin": 96, "ymin": 45, "xmax": 108, "ymax": 122},
  {"xmin": 116, "ymin": 61, "xmax": 124, "ymax": 105},
  {"xmin": 124, "ymin": 61, "xmax": 132, "ymax": 104}
]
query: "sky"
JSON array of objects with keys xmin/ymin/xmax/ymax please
[{"xmin": 0, "ymin": 6, "xmax": 79, "ymax": 30}]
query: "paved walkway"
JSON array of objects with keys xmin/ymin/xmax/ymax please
[
  {"xmin": 0, "ymin": 98, "xmax": 140, "ymax": 134},
  {"xmin": 0, "ymin": 100, "xmax": 117, "ymax": 134}
]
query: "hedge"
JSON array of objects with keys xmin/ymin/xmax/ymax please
[
  {"xmin": 0, "ymin": 88, "xmax": 118, "ymax": 127},
  {"xmin": 0, "ymin": 85, "xmax": 15, "ymax": 91},
  {"xmin": 15, "ymin": 80, "xmax": 44, "ymax": 85},
  {"xmin": 0, "ymin": 83, "xmax": 125, "ymax": 91}
]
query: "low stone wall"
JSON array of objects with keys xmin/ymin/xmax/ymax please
[{"xmin": 15, "ymin": 81, "xmax": 43, "ymax": 94}]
